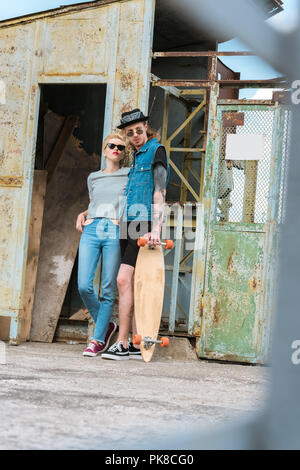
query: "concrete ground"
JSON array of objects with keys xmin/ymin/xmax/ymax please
[{"xmin": 0, "ymin": 339, "xmax": 270, "ymax": 450}]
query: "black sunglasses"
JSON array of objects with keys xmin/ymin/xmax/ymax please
[
  {"xmin": 106, "ymin": 143, "xmax": 125, "ymax": 151},
  {"xmin": 126, "ymin": 128, "xmax": 144, "ymax": 137}
]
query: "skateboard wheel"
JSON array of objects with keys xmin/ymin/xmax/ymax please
[
  {"xmin": 160, "ymin": 337, "xmax": 170, "ymax": 348},
  {"xmin": 133, "ymin": 334, "xmax": 142, "ymax": 345},
  {"xmin": 165, "ymin": 240, "xmax": 173, "ymax": 250},
  {"xmin": 138, "ymin": 237, "xmax": 147, "ymax": 247}
]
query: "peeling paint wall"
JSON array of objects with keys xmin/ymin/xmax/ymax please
[
  {"xmin": 0, "ymin": 0, "xmax": 155, "ymax": 339},
  {"xmin": 204, "ymin": 230, "xmax": 265, "ymax": 361}
]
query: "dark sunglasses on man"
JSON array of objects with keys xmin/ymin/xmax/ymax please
[
  {"xmin": 106, "ymin": 143, "xmax": 126, "ymax": 151},
  {"xmin": 126, "ymin": 128, "xmax": 145, "ymax": 137}
]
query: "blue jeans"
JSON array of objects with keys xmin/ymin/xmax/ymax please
[{"xmin": 78, "ymin": 218, "xmax": 120, "ymax": 343}]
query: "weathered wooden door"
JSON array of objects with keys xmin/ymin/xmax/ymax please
[{"xmin": 197, "ymin": 101, "xmax": 289, "ymax": 363}]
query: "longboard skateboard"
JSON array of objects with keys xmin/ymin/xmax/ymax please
[{"xmin": 133, "ymin": 237, "xmax": 173, "ymax": 362}]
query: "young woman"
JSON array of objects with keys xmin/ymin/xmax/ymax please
[{"xmin": 76, "ymin": 133, "xmax": 130, "ymax": 356}]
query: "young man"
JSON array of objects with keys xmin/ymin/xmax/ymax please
[{"xmin": 102, "ymin": 109, "xmax": 169, "ymax": 360}]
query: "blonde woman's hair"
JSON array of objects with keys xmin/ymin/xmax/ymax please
[{"xmin": 102, "ymin": 132, "xmax": 131, "ymax": 167}]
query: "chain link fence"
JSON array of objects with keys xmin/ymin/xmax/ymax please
[{"xmin": 216, "ymin": 109, "xmax": 277, "ymax": 224}]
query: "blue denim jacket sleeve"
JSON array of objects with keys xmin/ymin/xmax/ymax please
[{"xmin": 124, "ymin": 138, "xmax": 169, "ymax": 222}]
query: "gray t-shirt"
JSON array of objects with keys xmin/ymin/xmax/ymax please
[{"xmin": 87, "ymin": 167, "xmax": 130, "ymax": 220}]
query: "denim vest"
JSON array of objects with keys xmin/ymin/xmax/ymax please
[{"xmin": 121, "ymin": 138, "xmax": 169, "ymax": 221}]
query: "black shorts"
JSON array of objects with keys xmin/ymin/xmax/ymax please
[{"xmin": 119, "ymin": 221, "xmax": 152, "ymax": 268}]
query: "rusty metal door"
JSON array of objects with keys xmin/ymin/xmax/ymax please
[{"xmin": 198, "ymin": 101, "xmax": 289, "ymax": 363}]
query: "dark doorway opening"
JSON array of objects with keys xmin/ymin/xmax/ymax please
[{"xmin": 25, "ymin": 84, "xmax": 106, "ymax": 344}]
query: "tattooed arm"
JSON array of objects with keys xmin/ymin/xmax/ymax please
[{"xmin": 144, "ymin": 162, "xmax": 167, "ymax": 245}]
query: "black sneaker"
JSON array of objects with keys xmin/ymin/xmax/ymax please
[
  {"xmin": 128, "ymin": 340, "xmax": 142, "ymax": 360},
  {"xmin": 101, "ymin": 341, "xmax": 129, "ymax": 361}
]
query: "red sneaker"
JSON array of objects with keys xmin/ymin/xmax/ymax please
[
  {"xmin": 83, "ymin": 340, "xmax": 105, "ymax": 357},
  {"xmin": 83, "ymin": 322, "xmax": 117, "ymax": 357},
  {"xmin": 102, "ymin": 321, "xmax": 117, "ymax": 352}
]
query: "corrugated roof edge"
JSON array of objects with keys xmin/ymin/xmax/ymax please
[
  {"xmin": 0, "ymin": 0, "xmax": 284, "ymax": 28},
  {"xmin": 0, "ymin": 0, "xmax": 122, "ymax": 28}
]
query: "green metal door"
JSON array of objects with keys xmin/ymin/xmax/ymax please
[{"xmin": 197, "ymin": 99, "xmax": 289, "ymax": 363}]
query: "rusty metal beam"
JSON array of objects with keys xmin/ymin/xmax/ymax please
[
  {"xmin": 219, "ymin": 78, "xmax": 287, "ymax": 87},
  {"xmin": 207, "ymin": 55, "xmax": 218, "ymax": 82},
  {"xmin": 152, "ymin": 78, "xmax": 287, "ymax": 88},
  {"xmin": 153, "ymin": 79, "xmax": 212, "ymax": 88},
  {"xmin": 153, "ymin": 51, "xmax": 256, "ymax": 58},
  {"xmin": 218, "ymin": 99, "xmax": 276, "ymax": 105}
]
